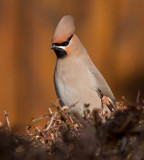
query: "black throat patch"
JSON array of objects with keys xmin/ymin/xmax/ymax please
[{"xmin": 54, "ymin": 48, "xmax": 67, "ymax": 58}]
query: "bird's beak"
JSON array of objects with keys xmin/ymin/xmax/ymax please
[{"xmin": 50, "ymin": 44, "xmax": 56, "ymax": 50}]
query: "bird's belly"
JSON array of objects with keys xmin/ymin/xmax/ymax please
[
  {"xmin": 55, "ymin": 77, "xmax": 102, "ymax": 114},
  {"xmin": 56, "ymin": 79, "xmax": 78, "ymax": 106}
]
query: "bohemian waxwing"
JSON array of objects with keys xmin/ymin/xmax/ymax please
[{"xmin": 51, "ymin": 15, "xmax": 116, "ymax": 116}]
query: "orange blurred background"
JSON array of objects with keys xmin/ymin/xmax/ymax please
[{"xmin": 0, "ymin": 0, "xmax": 144, "ymax": 131}]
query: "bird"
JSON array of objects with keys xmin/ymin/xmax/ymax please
[{"xmin": 51, "ymin": 15, "xmax": 116, "ymax": 117}]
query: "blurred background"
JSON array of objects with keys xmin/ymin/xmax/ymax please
[{"xmin": 0, "ymin": 0, "xmax": 144, "ymax": 132}]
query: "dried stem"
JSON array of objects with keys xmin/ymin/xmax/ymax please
[
  {"xmin": 4, "ymin": 111, "xmax": 11, "ymax": 131},
  {"xmin": 43, "ymin": 112, "xmax": 58, "ymax": 135}
]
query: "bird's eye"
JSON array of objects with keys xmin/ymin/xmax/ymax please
[
  {"xmin": 61, "ymin": 34, "xmax": 73, "ymax": 46},
  {"xmin": 63, "ymin": 40, "xmax": 69, "ymax": 46}
]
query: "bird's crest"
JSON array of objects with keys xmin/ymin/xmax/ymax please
[{"xmin": 52, "ymin": 15, "xmax": 75, "ymax": 44}]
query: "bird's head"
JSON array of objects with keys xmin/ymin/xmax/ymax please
[{"xmin": 51, "ymin": 15, "xmax": 83, "ymax": 58}]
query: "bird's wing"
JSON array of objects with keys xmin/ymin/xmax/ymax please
[{"xmin": 86, "ymin": 56, "xmax": 116, "ymax": 104}]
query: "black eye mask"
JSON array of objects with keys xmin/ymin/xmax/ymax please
[{"xmin": 53, "ymin": 34, "xmax": 73, "ymax": 47}]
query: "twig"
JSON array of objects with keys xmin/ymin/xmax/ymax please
[
  {"xmin": 31, "ymin": 115, "xmax": 49, "ymax": 123},
  {"xmin": 26, "ymin": 125, "xmax": 31, "ymax": 135},
  {"xmin": 68, "ymin": 114, "xmax": 74, "ymax": 124},
  {"xmin": 48, "ymin": 108, "xmax": 53, "ymax": 116},
  {"xmin": 119, "ymin": 137, "xmax": 127, "ymax": 153},
  {"xmin": 69, "ymin": 101, "xmax": 79, "ymax": 109},
  {"xmin": 43, "ymin": 112, "xmax": 58, "ymax": 135},
  {"xmin": 122, "ymin": 96, "xmax": 135, "ymax": 106},
  {"xmin": 4, "ymin": 111, "xmax": 11, "ymax": 131},
  {"xmin": 136, "ymin": 90, "xmax": 140, "ymax": 105}
]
